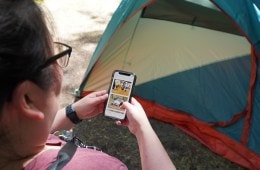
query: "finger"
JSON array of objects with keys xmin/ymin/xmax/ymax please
[
  {"xmin": 130, "ymin": 97, "xmax": 141, "ymax": 107},
  {"xmin": 95, "ymin": 90, "xmax": 107, "ymax": 96},
  {"xmin": 130, "ymin": 97, "xmax": 137, "ymax": 104},
  {"xmin": 98, "ymin": 103, "xmax": 105, "ymax": 113},
  {"xmin": 90, "ymin": 93, "xmax": 108, "ymax": 104},
  {"xmin": 121, "ymin": 101, "xmax": 132, "ymax": 110},
  {"xmin": 116, "ymin": 120, "xmax": 128, "ymax": 126},
  {"xmin": 89, "ymin": 90, "xmax": 107, "ymax": 97}
]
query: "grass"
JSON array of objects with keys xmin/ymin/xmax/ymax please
[{"xmin": 74, "ymin": 116, "xmax": 245, "ymax": 170}]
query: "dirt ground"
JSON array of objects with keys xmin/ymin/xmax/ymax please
[{"xmin": 43, "ymin": 1, "xmax": 244, "ymax": 169}]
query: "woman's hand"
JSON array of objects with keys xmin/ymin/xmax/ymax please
[
  {"xmin": 116, "ymin": 97, "xmax": 151, "ymax": 135},
  {"xmin": 116, "ymin": 97, "xmax": 176, "ymax": 170},
  {"xmin": 72, "ymin": 90, "xmax": 108, "ymax": 119}
]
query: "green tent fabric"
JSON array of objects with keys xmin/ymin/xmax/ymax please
[
  {"xmin": 77, "ymin": 0, "xmax": 260, "ymax": 169},
  {"xmin": 213, "ymin": 0, "xmax": 260, "ymax": 54}
]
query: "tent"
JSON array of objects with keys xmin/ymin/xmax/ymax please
[{"xmin": 76, "ymin": 0, "xmax": 260, "ymax": 169}]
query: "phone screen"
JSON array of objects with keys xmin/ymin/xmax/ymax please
[{"xmin": 104, "ymin": 70, "xmax": 136, "ymax": 120}]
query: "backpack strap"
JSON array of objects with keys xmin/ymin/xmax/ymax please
[{"xmin": 47, "ymin": 139, "xmax": 77, "ymax": 170}]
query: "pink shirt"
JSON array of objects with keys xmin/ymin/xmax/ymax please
[{"xmin": 24, "ymin": 135, "xmax": 128, "ymax": 170}]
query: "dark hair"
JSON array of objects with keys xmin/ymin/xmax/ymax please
[{"xmin": 0, "ymin": 0, "xmax": 54, "ymax": 110}]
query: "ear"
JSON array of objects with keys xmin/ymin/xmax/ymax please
[{"xmin": 12, "ymin": 81, "xmax": 45, "ymax": 121}]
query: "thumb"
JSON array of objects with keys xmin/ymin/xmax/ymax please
[
  {"xmin": 129, "ymin": 97, "xmax": 142, "ymax": 108},
  {"xmin": 121, "ymin": 101, "xmax": 131, "ymax": 111}
]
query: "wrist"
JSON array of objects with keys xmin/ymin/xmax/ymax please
[
  {"xmin": 134, "ymin": 122, "xmax": 153, "ymax": 138},
  {"xmin": 66, "ymin": 104, "xmax": 82, "ymax": 124}
]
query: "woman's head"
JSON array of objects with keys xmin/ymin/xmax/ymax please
[
  {"xmin": 0, "ymin": 0, "xmax": 64, "ymax": 160},
  {"xmin": 0, "ymin": 0, "xmax": 57, "ymax": 111}
]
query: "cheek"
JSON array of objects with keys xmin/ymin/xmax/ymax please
[
  {"xmin": 56, "ymin": 71, "xmax": 63, "ymax": 95},
  {"xmin": 47, "ymin": 93, "xmax": 60, "ymax": 123},
  {"xmin": 52, "ymin": 97, "xmax": 60, "ymax": 116},
  {"xmin": 50, "ymin": 67, "xmax": 63, "ymax": 119},
  {"xmin": 46, "ymin": 66, "xmax": 63, "ymax": 118},
  {"xmin": 53, "ymin": 65, "xmax": 63, "ymax": 95},
  {"xmin": 44, "ymin": 65, "xmax": 63, "ymax": 124}
]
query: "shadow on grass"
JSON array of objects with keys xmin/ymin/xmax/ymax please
[{"xmin": 74, "ymin": 115, "xmax": 245, "ymax": 170}]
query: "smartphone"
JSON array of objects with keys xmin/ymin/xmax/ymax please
[{"xmin": 104, "ymin": 70, "xmax": 136, "ymax": 120}]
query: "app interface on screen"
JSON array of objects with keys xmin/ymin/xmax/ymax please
[{"xmin": 107, "ymin": 78, "xmax": 133, "ymax": 114}]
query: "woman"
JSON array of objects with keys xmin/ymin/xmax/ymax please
[{"xmin": 0, "ymin": 0, "xmax": 175, "ymax": 169}]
